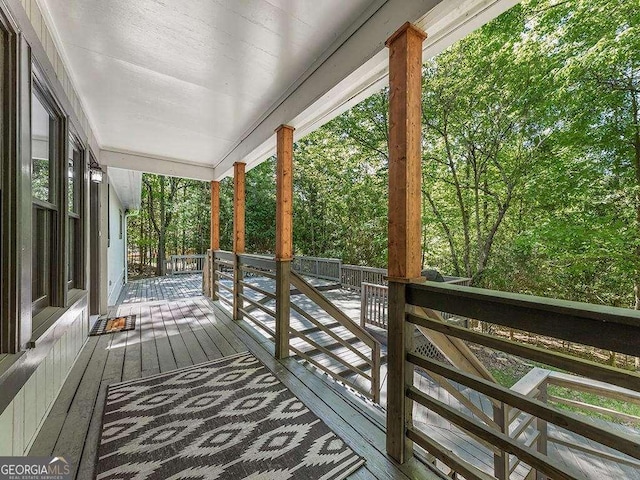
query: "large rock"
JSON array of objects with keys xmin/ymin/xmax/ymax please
[{"xmin": 421, "ymin": 268, "xmax": 445, "ymax": 282}]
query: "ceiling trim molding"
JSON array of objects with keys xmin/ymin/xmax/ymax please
[
  {"xmin": 101, "ymin": 149, "xmax": 215, "ymax": 182},
  {"xmin": 213, "ymin": 0, "xmax": 520, "ymax": 180}
]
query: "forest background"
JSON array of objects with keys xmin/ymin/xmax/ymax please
[{"xmin": 128, "ymin": 0, "xmax": 640, "ymax": 310}]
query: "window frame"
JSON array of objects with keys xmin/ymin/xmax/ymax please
[
  {"xmin": 31, "ymin": 66, "xmax": 67, "ymax": 321},
  {"xmin": 0, "ymin": 9, "xmax": 16, "ymax": 354},
  {"xmin": 66, "ymin": 131, "xmax": 85, "ymax": 293}
]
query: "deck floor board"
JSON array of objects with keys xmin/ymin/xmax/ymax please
[{"xmin": 30, "ymin": 275, "xmax": 427, "ymax": 480}]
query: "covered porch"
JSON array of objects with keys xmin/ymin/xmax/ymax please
[
  {"xmin": 0, "ymin": 1, "xmax": 637, "ymax": 479},
  {"xmin": 29, "ymin": 274, "xmax": 434, "ymax": 480}
]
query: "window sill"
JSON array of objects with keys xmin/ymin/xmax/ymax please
[{"xmin": 29, "ymin": 290, "xmax": 87, "ymax": 348}]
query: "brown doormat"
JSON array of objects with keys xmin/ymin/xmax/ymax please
[
  {"xmin": 89, "ymin": 315, "xmax": 136, "ymax": 336},
  {"xmin": 95, "ymin": 352, "xmax": 365, "ymax": 479}
]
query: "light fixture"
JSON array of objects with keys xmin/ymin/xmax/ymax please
[{"xmin": 89, "ymin": 157, "xmax": 104, "ymax": 183}]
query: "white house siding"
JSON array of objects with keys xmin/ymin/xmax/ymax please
[
  {"xmin": 107, "ymin": 179, "xmax": 126, "ymax": 306},
  {"xmin": 0, "ymin": 307, "xmax": 88, "ymax": 455},
  {"xmin": 0, "ymin": 0, "xmax": 100, "ymax": 457}
]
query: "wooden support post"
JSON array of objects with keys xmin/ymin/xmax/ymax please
[
  {"xmin": 385, "ymin": 22, "xmax": 427, "ymax": 464},
  {"xmin": 233, "ymin": 163, "xmax": 246, "ymax": 254},
  {"xmin": 210, "ymin": 180, "xmax": 220, "ymax": 251},
  {"xmin": 209, "ymin": 181, "xmax": 220, "ymax": 299},
  {"xmin": 536, "ymin": 380, "xmax": 549, "ymax": 480},
  {"xmin": 211, "ymin": 251, "xmax": 218, "ymax": 301},
  {"xmin": 275, "ymin": 125, "xmax": 294, "ymax": 359},
  {"xmin": 493, "ymin": 403, "xmax": 509, "ymax": 479},
  {"xmin": 233, "ymin": 163, "xmax": 246, "ymax": 321}
]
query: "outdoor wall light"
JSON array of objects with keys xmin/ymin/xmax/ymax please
[{"xmin": 89, "ymin": 158, "xmax": 104, "ymax": 183}]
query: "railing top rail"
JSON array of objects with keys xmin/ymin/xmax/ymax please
[
  {"xmin": 290, "ymin": 270, "xmax": 379, "ymax": 349},
  {"xmin": 510, "ymin": 367, "xmax": 551, "ymax": 396},
  {"xmin": 170, "ymin": 254, "xmax": 206, "ymax": 259},
  {"xmin": 213, "ymin": 250, "xmax": 235, "ymax": 262},
  {"xmin": 407, "ymin": 281, "xmax": 640, "ymax": 327},
  {"xmin": 293, "ymin": 255, "xmax": 341, "ymax": 263},
  {"xmin": 238, "ymin": 252, "xmax": 273, "ymax": 260},
  {"xmin": 238, "ymin": 253, "xmax": 276, "ymax": 271},
  {"xmin": 342, "ymin": 264, "xmax": 387, "ymax": 273},
  {"xmin": 406, "ymin": 281, "xmax": 640, "ymax": 356},
  {"xmin": 547, "ymin": 370, "xmax": 640, "ymax": 403},
  {"xmin": 443, "ymin": 276, "xmax": 472, "ymax": 284},
  {"xmin": 361, "ymin": 282, "xmax": 387, "ymax": 289}
]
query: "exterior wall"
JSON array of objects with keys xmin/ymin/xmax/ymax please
[
  {"xmin": 107, "ymin": 176, "xmax": 126, "ymax": 305},
  {"xmin": 17, "ymin": 0, "xmax": 99, "ymax": 153},
  {"xmin": 0, "ymin": 303, "xmax": 88, "ymax": 455},
  {"xmin": 0, "ymin": 0, "xmax": 101, "ymax": 458}
]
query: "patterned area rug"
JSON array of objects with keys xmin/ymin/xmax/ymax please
[
  {"xmin": 89, "ymin": 315, "xmax": 136, "ymax": 336},
  {"xmin": 95, "ymin": 352, "xmax": 365, "ymax": 479}
]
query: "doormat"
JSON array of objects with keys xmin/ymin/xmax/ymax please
[
  {"xmin": 95, "ymin": 352, "xmax": 365, "ymax": 479},
  {"xmin": 89, "ymin": 315, "xmax": 136, "ymax": 336}
]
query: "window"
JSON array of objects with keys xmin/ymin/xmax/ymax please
[
  {"xmin": 31, "ymin": 90, "xmax": 58, "ymax": 316},
  {"xmin": 119, "ymin": 209, "xmax": 123, "ymax": 239},
  {"xmin": 67, "ymin": 135, "xmax": 83, "ymax": 290}
]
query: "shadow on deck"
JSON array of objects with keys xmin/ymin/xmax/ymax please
[
  {"xmin": 214, "ymin": 274, "xmax": 640, "ymax": 480},
  {"xmin": 29, "ymin": 274, "xmax": 436, "ymax": 480}
]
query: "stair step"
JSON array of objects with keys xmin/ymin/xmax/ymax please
[
  {"xmin": 336, "ymin": 354, "xmax": 388, "ymax": 379},
  {"xmin": 293, "ymin": 335, "xmax": 364, "ymax": 358}
]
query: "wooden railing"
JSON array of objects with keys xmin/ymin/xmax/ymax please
[
  {"xmin": 205, "ymin": 249, "xmax": 382, "ymax": 403},
  {"xmin": 168, "ymin": 254, "xmax": 206, "ymax": 275},
  {"xmin": 508, "ymin": 367, "xmax": 640, "ymax": 474},
  {"xmin": 292, "ymin": 255, "xmax": 342, "ymax": 282},
  {"xmin": 341, "ymin": 265, "xmax": 387, "ymax": 291},
  {"xmin": 360, "ymin": 282, "xmax": 388, "ymax": 328},
  {"xmin": 390, "ymin": 280, "xmax": 640, "ymax": 480},
  {"xmin": 360, "ymin": 276, "xmax": 471, "ymax": 329},
  {"xmin": 288, "ymin": 271, "xmax": 381, "ymax": 403}
]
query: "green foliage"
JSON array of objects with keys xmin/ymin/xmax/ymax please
[
  {"xmin": 128, "ymin": 174, "xmax": 210, "ymax": 276},
  {"xmin": 129, "ymin": 0, "xmax": 640, "ymax": 310}
]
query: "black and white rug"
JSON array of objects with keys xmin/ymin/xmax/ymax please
[{"xmin": 96, "ymin": 352, "xmax": 365, "ymax": 479}]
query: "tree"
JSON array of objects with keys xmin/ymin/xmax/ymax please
[{"xmin": 418, "ymin": 6, "xmax": 553, "ymax": 282}]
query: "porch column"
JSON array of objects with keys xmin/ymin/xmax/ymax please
[
  {"xmin": 275, "ymin": 124, "xmax": 294, "ymax": 359},
  {"xmin": 385, "ymin": 22, "xmax": 427, "ymax": 464},
  {"xmin": 233, "ymin": 162, "xmax": 246, "ymax": 320},
  {"xmin": 209, "ymin": 180, "xmax": 220, "ymax": 299},
  {"xmin": 210, "ymin": 181, "xmax": 220, "ymax": 250}
]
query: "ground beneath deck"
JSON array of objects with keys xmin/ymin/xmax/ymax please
[{"xmin": 29, "ymin": 274, "xmax": 435, "ymax": 480}]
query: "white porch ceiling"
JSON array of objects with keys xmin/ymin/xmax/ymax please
[
  {"xmin": 108, "ymin": 167, "xmax": 142, "ymax": 210},
  {"xmin": 39, "ymin": 0, "xmax": 519, "ymax": 181},
  {"xmin": 39, "ymin": 0, "xmax": 379, "ymax": 176}
]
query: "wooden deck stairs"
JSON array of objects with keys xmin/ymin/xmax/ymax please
[
  {"xmin": 211, "ymin": 252, "xmax": 384, "ymax": 403},
  {"xmin": 209, "ymin": 253, "xmax": 640, "ymax": 479}
]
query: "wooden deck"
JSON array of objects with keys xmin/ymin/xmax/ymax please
[
  {"xmin": 29, "ymin": 274, "xmax": 437, "ymax": 480},
  {"xmin": 217, "ymin": 276, "xmax": 640, "ymax": 480}
]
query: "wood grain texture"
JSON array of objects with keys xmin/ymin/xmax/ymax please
[
  {"xmin": 275, "ymin": 260, "xmax": 291, "ymax": 359},
  {"xmin": 276, "ymin": 125, "xmax": 294, "ymax": 260},
  {"xmin": 386, "ymin": 281, "xmax": 413, "ymax": 463},
  {"xmin": 210, "ymin": 181, "xmax": 220, "ymax": 250},
  {"xmin": 233, "ymin": 163, "xmax": 245, "ymax": 254},
  {"xmin": 29, "ymin": 275, "xmax": 433, "ymax": 480},
  {"xmin": 385, "ymin": 21, "xmax": 426, "ymax": 465},
  {"xmin": 386, "ymin": 22, "xmax": 426, "ymax": 280}
]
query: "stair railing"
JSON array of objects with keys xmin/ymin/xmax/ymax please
[{"xmin": 289, "ymin": 271, "xmax": 382, "ymax": 403}]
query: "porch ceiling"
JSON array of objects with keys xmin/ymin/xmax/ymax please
[
  {"xmin": 108, "ymin": 167, "xmax": 142, "ymax": 210},
  {"xmin": 39, "ymin": 0, "xmax": 519, "ymax": 181},
  {"xmin": 39, "ymin": 0, "xmax": 377, "ymax": 175}
]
